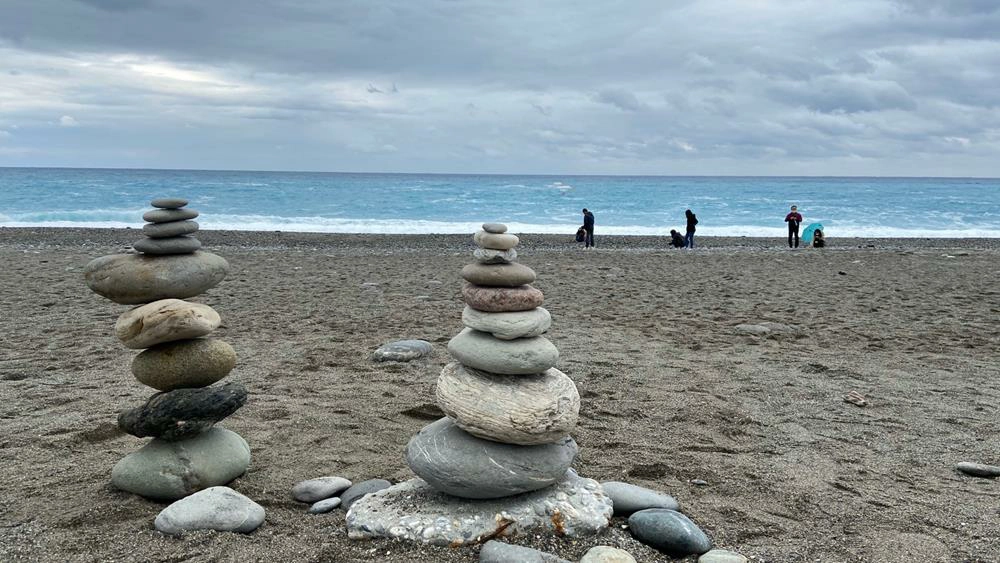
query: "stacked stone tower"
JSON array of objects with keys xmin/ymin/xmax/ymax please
[
  {"xmin": 84, "ymin": 198, "xmax": 250, "ymax": 501},
  {"xmin": 405, "ymin": 222, "xmax": 581, "ymax": 497}
]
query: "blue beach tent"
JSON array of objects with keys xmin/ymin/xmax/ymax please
[{"xmin": 801, "ymin": 223, "xmax": 823, "ymax": 245}]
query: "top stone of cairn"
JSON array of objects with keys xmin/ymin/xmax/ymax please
[
  {"xmin": 482, "ymin": 223, "xmax": 507, "ymax": 234},
  {"xmin": 151, "ymin": 198, "xmax": 190, "ymax": 209}
]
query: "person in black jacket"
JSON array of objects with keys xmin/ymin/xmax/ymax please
[
  {"xmin": 670, "ymin": 229, "xmax": 685, "ymax": 248},
  {"xmin": 684, "ymin": 209, "xmax": 698, "ymax": 248},
  {"xmin": 582, "ymin": 208, "xmax": 595, "ymax": 249}
]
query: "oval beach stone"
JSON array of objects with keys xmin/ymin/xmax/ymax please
[
  {"xmin": 116, "ymin": 299, "xmax": 221, "ymax": 349},
  {"xmin": 132, "ymin": 338, "xmax": 236, "ymax": 391},
  {"xmin": 628, "ymin": 509, "xmax": 712, "ymax": 557},
  {"xmin": 448, "ymin": 328, "xmax": 558, "ymax": 375},
  {"xmin": 154, "ymin": 486, "xmax": 264, "ymax": 536},
  {"xmin": 117, "ymin": 382, "xmax": 247, "ymax": 441},
  {"xmin": 436, "ymin": 362, "xmax": 579, "ymax": 445},
  {"xmin": 309, "ymin": 497, "xmax": 342, "ymax": 514},
  {"xmin": 292, "ymin": 476, "xmax": 352, "ymax": 503},
  {"xmin": 956, "ymin": 462, "xmax": 1000, "ymax": 478},
  {"xmin": 462, "ymin": 306, "xmax": 551, "ymax": 340},
  {"xmin": 463, "ymin": 282, "xmax": 543, "ymax": 312},
  {"xmin": 84, "ymin": 251, "xmax": 229, "ymax": 305},
  {"xmin": 473, "ymin": 247, "xmax": 517, "ymax": 264},
  {"xmin": 406, "ymin": 417, "xmax": 577, "ymax": 499},
  {"xmin": 143, "ymin": 208, "xmax": 199, "ymax": 223},
  {"xmin": 340, "ymin": 479, "xmax": 392, "ymax": 510},
  {"xmin": 133, "ymin": 235, "xmax": 202, "ymax": 255},
  {"xmin": 480, "ymin": 541, "xmax": 570, "ymax": 563},
  {"xmin": 473, "ymin": 230, "xmax": 519, "ymax": 250},
  {"xmin": 461, "ymin": 262, "xmax": 536, "ymax": 287},
  {"xmin": 112, "ymin": 427, "xmax": 251, "ymax": 500},
  {"xmin": 601, "ymin": 481, "xmax": 680, "ymax": 516},
  {"xmin": 151, "ymin": 198, "xmax": 189, "ymax": 209},
  {"xmin": 372, "ymin": 339, "xmax": 433, "ymax": 362},
  {"xmin": 143, "ymin": 220, "xmax": 199, "ymax": 238},
  {"xmin": 699, "ymin": 549, "xmax": 749, "ymax": 563},
  {"xmin": 581, "ymin": 546, "xmax": 638, "ymax": 563},
  {"xmin": 482, "ymin": 223, "xmax": 508, "ymax": 234}
]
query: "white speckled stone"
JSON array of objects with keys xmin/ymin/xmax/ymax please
[
  {"xmin": 154, "ymin": 486, "xmax": 264, "ymax": 536},
  {"xmin": 581, "ymin": 546, "xmax": 638, "ymax": 563}
]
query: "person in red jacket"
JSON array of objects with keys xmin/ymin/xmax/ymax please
[{"xmin": 785, "ymin": 205, "xmax": 803, "ymax": 248}]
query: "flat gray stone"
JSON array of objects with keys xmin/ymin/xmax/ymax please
[
  {"xmin": 134, "ymin": 236, "xmax": 202, "ymax": 255},
  {"xmin": 143, "ymin": 220, "xmax": 199, "ymax": 238},
  {"xmin": 461, "ymin": 262, "xmax": 536, "ymax": 287},
  {"xmin": 346, "ymin": 471, "xmax": 612, "ymax": 546},
  {"xmin": 406, "ymin": 417, "xmax": 577, "ymax": 499},
  {"xmin": 733, "ymin": 324, "xmax": 770, "ymax": 336},
  {"xmin": 309, "ymin": 497, "xmax": 342, "ymax": 514},
  {"xmin": 132, "ymin": 338, "xmax": 236, "ymax": 392},
  {"xmin": 436, "ymin": 362, "xmax": 579, "ymax": 445},
  {"xmin": 340, "ymin": 479, "xmax": 392, "ymax": 510},
  {"xmin": 601, "ymin": 481, "xmax": 679, "ymax": 516},
  {"xmin": 628, "ymin": 509, "xmax": 712, "ymax": 557},
  {"xmin": 462, "ymin": 306, "xmax": 551, "ymax": 340},
  {"xmin": 292, "ymin": 476, "xmax": 352, "ymax": 503},
  {"xmin": 116, "ymin": 299, "xmax": 220, "ymax": 350},
  {"xmin": 372, "ymin": 339, "xmax": 433, "ymax": 362},
  {"xmin": 84, "ymin": 251, "xmax": 229, "ymax": 305},
  {"xmin": 143, "ymin": 208, "xmax": 199, "ymax": 223},
  {"xmin": 118, "ymin": 382, "xmax": 247, "ymax": 441},
  {"xmin": 474, "ymin": 230, "xmax": 519, "ymax": 250},
  {"xmin": 154, "ymin": 486, "xmax": 264, "ymax": 536},
  {"xmin": 448, "ymin": 328, "xmax": 558, "ymax": 375},
  {"xmin": 699, "ymin": 549, "xmax": 749, "ymax": 563},
  {"xmin": 482, "ymin": 223, "xmax": 508, "ymax": 234},
  {"xmin": 581, "ymin": 546, "xmax": 638, "ymax": 563},
  {"xmin": 956, "ymin": 461, "xmax": 1000, "ymax": 478},
  {"xmin": 480, "ymin": 541, "xmax": 570, "ymax": 563},
  {"xmin": 112, "ymin": 427, "xmax": 251, "ymax": 500},
  {"xmin": 473, "ymin": 247, "xmax": 517, "ymax": 264},
  {"xmin": 151, "ymin": 198, "xmax": 189, "ymax": 209}
]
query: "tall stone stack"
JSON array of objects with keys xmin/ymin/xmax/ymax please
[
  {"xmin": 347, "ymin": 223, "xmax": 611, "ymax": 545},
  {"xmin": 84, "ymin": 198, "xmax": 250, "ymax": 501}
]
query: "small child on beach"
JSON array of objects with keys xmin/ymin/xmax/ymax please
[{"xmin": 670, "ymin": 229, "xmax": 685, "ymax": 248}]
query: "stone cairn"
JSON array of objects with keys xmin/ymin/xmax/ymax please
[
  {"xmin": 347, "ymin": 223, "xmax": 612, "ymax": 545},
  {"xmin": 84, "ymin": 198, "xmax": 250, "ymax": 501}
]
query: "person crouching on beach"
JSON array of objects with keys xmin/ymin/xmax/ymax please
[
  {"xmin": 582, "ymin": 208, "xmax": 595, "ymax": 249},
  {"xmin": 785, "ymin": 205, "xmax": 803, "ymax": 248},
  {"xmin": 684, "ymin": 209, "xmax": 698, "ymax": 248},
  {"xmin": 670, "ymin": 229, "xmax": 685, "ymax": 248}
]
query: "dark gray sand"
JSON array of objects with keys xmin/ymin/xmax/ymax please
[{"xmin": 1, "ymin": 228, "xmax": 998, "ymax": 562}]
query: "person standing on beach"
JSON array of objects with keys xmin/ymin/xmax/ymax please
[
  {"xmin": 582, "ymin": 208, "xmax": 595, "ymax": 249},
  {"xmin": 785, "ymin": 205, "xmax": 803, "ymax": 248},
  {"xmin": 684, "ymin": 209, "xmax": 698, "ymax": 248}
]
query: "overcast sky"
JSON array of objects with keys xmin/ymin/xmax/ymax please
[{"xmin": 1, "ymin": 0, "xmax": 998, "ymax": 176}]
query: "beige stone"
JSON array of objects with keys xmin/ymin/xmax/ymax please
[
  {"xmin": 132, "ymin": 338, "xmax": 236, "ymax": 391},
  {"xmin": 581, "ymin": 546, "xmax": 638, "ymax": 563},
  {"xmin": 460, "ymin": 262, "xmax": 536, "ymax": 287},
  {"xmin": 116, "ymin": 299, "xmax": 221, "ymax": 349},
  {"xmin": 473, "ymin": 230, "xmax": 519, "ymax": 250}
]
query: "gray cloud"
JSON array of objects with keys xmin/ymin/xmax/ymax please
[{"xmin": 0, "ymin": 0, "xmax": 997, "ymax": 175}]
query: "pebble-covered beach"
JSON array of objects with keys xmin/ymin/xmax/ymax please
[{"xmin": 1, "ymin": 228, "xmax": 998, "ymax": 562}]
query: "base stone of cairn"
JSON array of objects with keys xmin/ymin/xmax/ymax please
[
  {"xmin": 348, "ymin": 222, "xmax": 611, "ymax": 545},
  {"xmin": 85, "ymin": 198, "xmax": 250, "ymax": 501}
]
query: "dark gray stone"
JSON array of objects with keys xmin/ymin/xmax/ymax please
[
  {"xmin": 957, "ymin": 462, "xmax": 1000, "ymax": 478},
  {"xmin": 84, "ymin": 251, "xmax": 229, "ymax": 304},
  {"xmin": 151, "ymin": 198, "xmax": 189, "ymax": 209},
  {"xmin": 628, "ymin": 509, "xmax": 712, "ymax": 557},
  {"xmin": 482, "ymin": 223, "xmax": 508, "ymax": 234},
  {"xmin": 292, "ymin": 476, "xmax": 352, "ymax": 503},
  {"xmin": 405, "ymin": 417, "xmax": 577, "ymax": 499},
  {"xmin": 372, "ymin": 339, "xmax": 433, "ymax": 362},
  {"xmin": 118, "ymin": 383, "xmax": 247, "ymax": 441},
  {"xmin": 154, "ymin": 486, "xmax": 264, "ymax": 535},
  {"xmin": 340, "ymin": 479, "xmax": 392, "ymax": 510},
  {"xmin": 143, "ymin": 208, "xmax": 199, "ymax": 223},
  {"xmin": 133, "ymin": 236, "xmax": 202, "ymax": 255},
  {"xmin": 480, "ymin": 541, "xmax": 570, "ymax": 563},
  {"xmin": 601, "ymin": 481, "xmax": 679, "ymax": 516},
  {"xmin": 143, "ymin": 220, "xmax": 199, "ymax": 238}
]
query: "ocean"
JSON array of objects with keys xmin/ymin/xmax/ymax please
[{"xmin": 1, "ymin": 167, "xmax": 999, "ymax": 238}]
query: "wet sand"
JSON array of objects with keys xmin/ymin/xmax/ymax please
[{"xmin": 1, "ymin": 228, "xmax": 998, "ymax": 562}]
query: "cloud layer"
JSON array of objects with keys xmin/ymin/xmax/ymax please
[{"xmin": 0, "ymin": 0, "xmax": 998, "ymax": 175}]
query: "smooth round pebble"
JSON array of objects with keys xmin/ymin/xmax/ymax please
[
  {"xmin": 956, "ymin": 461, "xmax": 1000, "ymax": 478},
  {"xmin": 480, "ymin": 540, "xmax": 570, "ymax": 563},
  {"xmin": 340, "ymin": 479, "xmax": 392, "ymax": 511},
  {"xmin": 448, "ymin": 328, "xmax": 558, "ymax": 375},
  {"xmin": 132, "ymin": 338, "xmax": 236, "ymax": 391},
  {"xmin": 309, "ymin": 497, "xmax": 342, "ymax": 514},
  {"xmin": 143, "ymin": 220, "xmax": 199, "ymax": 238},
  {"xmin": 473, "ymin": 230, "xmax": 519, "ymax": 250},
  {"xmin": 699, "ymin": 549, "xmax": 749, "ymax": 563},
  {"xmin": 481, "ymin": 223, "xmax": 508, "ymax": 234},
  {"xmin": 134, "ymin": 235, "xmax": 202, "ymax": 255},
  {"xmin": 84, "ymin": 251, "xmax": 229, "ymax": 305},
  {"xmin": 628, "ymin": 508, "xmax": 712, "ymax": 557},
  {"xmin": 116, "ymin": 299, "xmax": 221, "ymax": 349},
  {"xmin": 580, "ymin": 546, "xmax": 638, "ymax": 563},
  {"xmin": 372, "ymin": 339, "xmax": 433, "ymax": 362},
  {"xmin": 473, "ymin": 247, "xmax": 517, "ymax": 264},
  {"xmin": 154, "ymin": 486, "xmax": 264, "ymax": 536},
  {"xmin": 601, "ymin": 481, "xmax": 680, "ymax": 516},
  {"xmin": 462, "ymin": 306, "xmax": 550, "ymax": 340},
  {"xmin": 292, "ymin": 476, "xmax": 352, "ymax": 503},
  {"xmin": 461, "ymin": 262, "xmax": 536, "ymax": 287},
  {"xmin": 463, "ymin": 282, "xmax": 543, "ymax": 312},
  {"xmin": 143, "ymin": 208, "xmax": 199, "ymax": 223},
  {"xmin": 151, "ymin": 198, "xmax": 189, "ymax": 209}
]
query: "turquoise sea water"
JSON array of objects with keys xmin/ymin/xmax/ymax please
[{"xmin": 1, "ymin": 168, "xmax": 998, "ymax": 237}]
